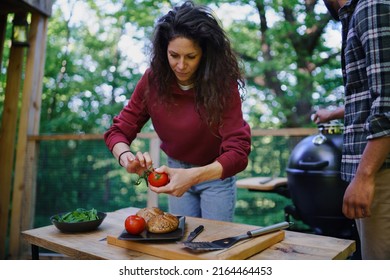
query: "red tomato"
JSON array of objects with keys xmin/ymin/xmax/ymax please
[
  {"xmin": 124, "ymin": 215, "xmax": 145, "ymax": 235},
  {"xmin": 148, "ymin": 171, "xmax": 169, "ymax": 187}
]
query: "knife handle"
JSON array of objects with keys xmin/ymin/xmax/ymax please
[
  {"xmin": 247, "ymin": 221, "xmax": 291, "ymax": 237},
  {"xmin": 186, "ymin": 225, "xmax": 204, "ymax": 242},
  {"xmin": 192, "ymin": 225, "xmax": 204, "ymax": 236}
]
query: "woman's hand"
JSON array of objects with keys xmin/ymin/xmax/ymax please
[
  {"xmin": 148, "ymin": 165, "xmax": 197, "ymax": 197},
  {"xmin": 118, "ymin": 150, "xmax": 153, "ymax": 176},
  {"xmin": 148, "ymin": 161, "xmax": 223, "ymax": 197}
]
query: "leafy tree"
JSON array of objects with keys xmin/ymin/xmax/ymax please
[
  {"xmin": 41, "ymin": 0, "xmax": 174, "ymax": 134},
  {"xmin": 2, "ymin": 0, "xmax": 344, "ymax": 132},
  {"xmin": 199, "ymin": 0, "xmax": 343, "ymax": 127}
]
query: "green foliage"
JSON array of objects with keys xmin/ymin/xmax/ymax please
[
  {"xmin": 34, "ymin": 139, "xmax": 150, "ymax": 227},
  {"xmin": 0, "ymin": 14, "xmax": 16, "ymax": 114},
  {"xmin": 31, "ymin": 0, "xmax": 344, "ymax": 135}
]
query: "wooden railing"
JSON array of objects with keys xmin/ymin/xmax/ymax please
[{"xmin": 28, "ymin": 127, "xmax": 317, "ymax": 141}]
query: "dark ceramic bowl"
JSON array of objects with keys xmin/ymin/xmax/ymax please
[{"xmin": 50, "ymin": 211, "xmax": 107, "ymax": 233}]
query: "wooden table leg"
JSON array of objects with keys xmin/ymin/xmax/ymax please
[{"xmin": 31, "ymin": 244, "xmax": 39, "ymax": 260}]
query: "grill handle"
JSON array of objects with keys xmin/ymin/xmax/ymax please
[{"xmin": 298, "ymin": 160, "xmax": 329, "ymax": 170}]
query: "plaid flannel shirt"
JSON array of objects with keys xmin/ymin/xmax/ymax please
[{"xmin": 339, "ymin": 0, "xmax": 390, "ymax": 181}]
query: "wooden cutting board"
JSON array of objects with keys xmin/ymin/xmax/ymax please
[{"xmin": 107, "ymin": 216, "xmax": 285, "ymax": 260}]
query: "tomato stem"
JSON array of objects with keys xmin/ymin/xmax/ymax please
[{"xmin": 135, "ymin": 166, "xmax": 154, "ymax": 186}]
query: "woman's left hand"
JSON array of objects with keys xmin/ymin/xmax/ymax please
[{"xmin": 148, "ymin": 165, "xmax": 195, "ymax": 197}]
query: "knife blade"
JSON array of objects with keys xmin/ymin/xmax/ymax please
[{"xmin": 184, "ymin": 225, "xmax": 204, "ymax": 242}]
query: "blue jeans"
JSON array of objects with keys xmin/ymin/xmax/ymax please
[{"xmin": 167, "ymin": 157, "xmax": 237, "ymax": 222}]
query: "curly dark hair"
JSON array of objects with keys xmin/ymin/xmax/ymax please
[{"xmin": 149, "ymin": 1, "xmax": 245, "ymax": 127}]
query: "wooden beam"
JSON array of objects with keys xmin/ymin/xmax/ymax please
[
  {"xmin": 0, "ymin": 0, "xmax": 52, "ymax": 17},
  {"xmin": 147, "ymin": 137, "xmax": 161, "ymax": 208},
  {"xmin": 250, "ymin": 128, "xmax": 317, "ymax": 137},
  {"xmin": 25, "ymin": 129, "xmax": 317, "ymax": 141},
  {"xmin": 27, "ymin": 132, "xmax": 158, "ymax": 141},
  {"xmin": 0, "ymin": 27, "xmax": 27, "ymax": 260},
  {"xmin": 22, "ymin": 0, "xmax": 53, "ymax": 16},
  {"xmin": 8, "ymin": 12, "xmax": 49, "ymax": 259}
]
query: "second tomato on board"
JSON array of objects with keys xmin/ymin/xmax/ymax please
[{"xmin": 124, "ymin": 215, "xmax": 145, "ymax": 235}]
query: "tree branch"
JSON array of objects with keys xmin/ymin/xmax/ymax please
[{"xmin": 255, "ymin": 0, "xmax": 283, "ymax": 96}]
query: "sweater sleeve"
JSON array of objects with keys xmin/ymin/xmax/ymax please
[
  {"xmin": 216, "ymin": 88, "xmax": 251, "ymax": 179},
  {"xmin": 104, "ymin": 73, "xmax": 151, "ymax": 151}
]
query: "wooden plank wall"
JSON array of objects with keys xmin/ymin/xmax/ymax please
[
  {"xmin": 8, "ymin": 12, "xmax": 49, "ymax": 260},
  {"xmin": 0, "ymin": 2, "xmax": 52, "ymax": 259},
  {"xmin": 0, "ymin": 17, "xmax": 28, "ymax": 259}
]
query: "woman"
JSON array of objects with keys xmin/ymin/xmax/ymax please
[{"xmin": 104, "ymin": 1, "xmax": 251, "ymax": 222}]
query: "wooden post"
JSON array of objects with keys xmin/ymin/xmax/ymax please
[
  {"xmin": 147, "ymin": 137, "xmax": 161, "ymax": 208},
  {"xmin": 0, "ymin": 20, "xmax": 27, "ymax": 259},
  {"xmin": 8, "ymin": 13, "xmax": 49, "ymax": 259}
]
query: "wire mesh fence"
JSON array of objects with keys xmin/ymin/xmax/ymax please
[{"xmin": 33, "ymin": 130, "xmax": 314, "ymax": 231}]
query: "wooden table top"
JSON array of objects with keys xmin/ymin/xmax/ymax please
[
  {"xmin": 236, "ymin": 176, "xmax": 288, "ymax": 191},
  {"xmin": 22, "ymin": 207, "xmax": 355, "ymax": 260}
]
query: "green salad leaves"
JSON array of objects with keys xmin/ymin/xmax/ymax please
[{"xmin": 53, "ymin": 208, "xmax": 99, "ymax": 223}]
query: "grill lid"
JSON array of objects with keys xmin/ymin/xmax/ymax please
[{"xmin": 287, "ymin": 123, "xmax": 344, "ymax": 173}]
